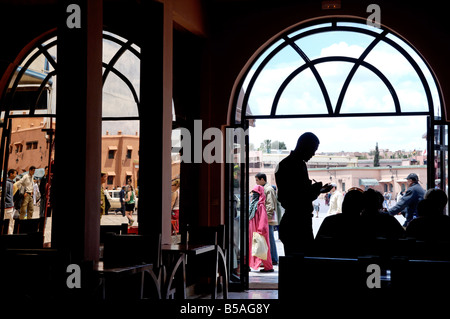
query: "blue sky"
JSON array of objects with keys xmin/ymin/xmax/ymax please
[{"xmin": 245, "ymin": 25, "xmax": 439, "ymax": 153}]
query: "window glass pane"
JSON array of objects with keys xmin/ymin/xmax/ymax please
[
  {"xmin": 340, "ymin": 66, "xmax": 395, "ymax": 114},
  {"xmin": 294, "ymin": 31, "xmax": 374, "ymax": 60},
  {"xmin": 103, "ymin": 38, "xmax": 122, "ymax": 65},
  {"xmin": 114, "ymin": 49, "xmax": 140, "ymax": 98},
  {"xmin": 385, "ymin": 33, "xmax": 441, "ymax": 117},
  {"xmin": 336, "ymin": 21, "xmax": 383, "ymax": 34},
  {"xmin": 364, "ymin": 40, "xmax": 428, "ymax": 113},
  {"xmin": 245, "ymin": 44, "xmax": 304, "ymax": 115},
  {"xmin": 103, "ymin": 71, "xmax": 139, "ymax": 118},
  {"xmin": 287, "ymin": 22, "xmax": 332, "ymax": 38},
  {"xmin": 315, "ymin": 61, "xmax": 355, "ymax": 111},
  {"xmin": 276, "ymin": 68, "xmax": 328, "ymax": 115}
]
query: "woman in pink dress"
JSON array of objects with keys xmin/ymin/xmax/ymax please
[{"xmin": 249, "ymin": 185, "xmax": 274, "ymax": 272}]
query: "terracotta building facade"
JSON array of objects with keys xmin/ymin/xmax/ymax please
[{"xmin": 101, "ymin": 130, "xmax": 139, "ymax": 189}]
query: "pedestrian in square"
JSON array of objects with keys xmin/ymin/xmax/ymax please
[
  {"xmin": 15, "ymin": 166, "xmax": 36, "ymax": 220},
  {"xmin": 4, "ymin": 169, "xmax": 17, "ymax": 233}
]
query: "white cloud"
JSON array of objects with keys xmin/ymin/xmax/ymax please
[{"xmin": 320, "ymin": 41, "xmax": 365, "ymax": 59}]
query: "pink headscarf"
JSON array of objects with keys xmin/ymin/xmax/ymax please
[
  {"xmin": 251, "ymin": 185, "xmax": 268, "ymax": 235},
  {"xmin": 252, "ymin": 185, "xmax": 266, "ymax": 206}
]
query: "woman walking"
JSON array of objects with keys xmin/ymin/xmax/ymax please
[
  {"xmin": 249, "ymin": 185, "xmax": 273, "ymax": 272},
  {"xmin": 125, "ymin": 185, "xmax": 136, "ymax": 226}
]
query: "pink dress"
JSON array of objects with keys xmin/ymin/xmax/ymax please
[{"xmin": 249, "ymin": 185, "xmax": 273, "ymax": 271}]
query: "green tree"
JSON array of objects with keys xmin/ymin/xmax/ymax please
[
  {"xmin": 271, "ymin": 140, "xmax": 287, "ymax": 150},
  {"xmin": 374, "ymin": 142, "xmax": 380, "ymax": 167},
  {"xmin": 263, "ymin": 139, "xmax": 272, "ymax": 153}
]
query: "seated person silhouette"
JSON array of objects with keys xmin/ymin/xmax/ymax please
[
  {"xmin": 314, "ymin": 188, "xmax": 364, "ymax": 257},
  {"xmin": 359, "ymin": 189, "xmax": 406, "ymax": 241},
  {"xmin": 406, "ymin": 189, "xmax": 450, "ymax": 242},
  {"xmin": 316, "ymin": 188, "xmax": 364, "ymax": 240}
]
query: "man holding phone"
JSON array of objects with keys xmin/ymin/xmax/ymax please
[{"xmin": 275, "ymin": 132, "xmax": 332, "ymax": 255}]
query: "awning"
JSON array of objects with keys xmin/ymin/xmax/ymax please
[
  {"xmin": 378, "ymin": 179, "xmax": 393, "ymax": 183},
  {"xmin": 359, "ymin": 179, "xmax": 379, "ymax": 186},
  {"xmin": 108, "ymin": 146, "xmax": 118, "ymax": 150},
  {"xmin": 396, "ymin": 179, "xmax": 408, "ymax": 183}
]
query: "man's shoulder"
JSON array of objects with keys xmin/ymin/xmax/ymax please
[
  {"xmin": 410, "ymin": 183, "xmax": 425, "ymax": 192},
  {"xmin": 264, "ymin": 183, "xmax": 275, "ymax": 193}
]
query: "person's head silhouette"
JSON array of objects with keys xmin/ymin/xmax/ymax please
[
  {"xmin": 294, "ymin": 132, "xmax": 320, "ymax": 161},
  {"xmin": 342, "ymin": 188, "xmax": 364, "ymax": 217}
]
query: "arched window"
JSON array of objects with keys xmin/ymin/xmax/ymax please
[
  {"xmin": 228, "ymin": 18, "xmax": 446, "ymax": 288},
  {"xmin": 1, "ymin": 30, "xmax": 142, "ymax": 126},
  {"xmin": 0, "ymin": 30, "xmax": 143, "ymax": 224},
  {"xmin": 234, "ymin": 19, "xmax": 443, "ymax": 123}
]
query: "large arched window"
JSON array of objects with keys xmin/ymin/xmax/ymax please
[{"xmin": 228, "ymin": 18, "xmax": 446, "ymax": 289}]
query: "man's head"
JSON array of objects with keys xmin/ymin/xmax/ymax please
[
  {"xmin": 342, "ymin": 188, "xmax": 364, "ymax": 217},
  {"xmin": 424, "ymin": 188, "xmax": 448, "ymax": 215},
  {"xmin": 294, "ymin": 132, "xmax": 320, "ymax": 161},
  {"xmin": 101, "ymin": 172, "xmax": 108, "ymax": 184},
  {"xmin": 29, "ymin": 166, "xmax": 36, "ymax": 177},
  {"xmin": 7, "ymin": 169, "xmax": 17, "ymax": 179},
  {"xmin": 255, "ymin": 173, "xmax": 267, "ymax": 186},
  {"xmin": 172, "ymin": 178, "xmax": 180, "ymax": 191},
  {"xmin": 406, "ymin": 173, "xmax": 418, "ymax": 187},
  {"xmin": 362, "ymin": 188, "xmax": 384, "ymax": 214},
  {"xmin": 330, "ymin": 183, "xmax": 337, "ymax": 193}
]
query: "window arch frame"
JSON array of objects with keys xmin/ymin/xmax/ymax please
[
  {"xmin": 0, "ymin": 29, "xmax": 142, "ymax": 123},
  {"xmin": 233, "ymin": 18, "xmax": 444, "ymax": 124}
]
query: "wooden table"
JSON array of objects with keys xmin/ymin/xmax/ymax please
[
  {"xmin": 95, "ymin": 261, "xmax": 154, "ymax": 300},
  {"xmin": 161, "ymin": 244, "xmax": 215, "ymax": 299}
]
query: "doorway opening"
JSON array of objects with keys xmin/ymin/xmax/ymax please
[{"xmin": 228, "ymin": 18, "xmax": 445, "ymax": 291}]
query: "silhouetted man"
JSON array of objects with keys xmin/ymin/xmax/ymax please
[{"xmin": 275, "ymin": 132, "xmax": 332, "ymax": 255}]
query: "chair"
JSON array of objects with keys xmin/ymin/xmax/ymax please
[
  {"xmin": 1, "ymin": 219, "xmax": 10, "ymax": 235},
  {"xmin": 0, "ymin": 247, "xmax": 64, "ymax": 301},
  {"xmin": 102, "ymin": 233, "xmax": 163, "ymax": 299},
  {"xmin": 184, "ymin": 225, "xmax": 228, "ymax": 299},
  {"xmin": 279, "ymin": 255, "xmax": 376, "ymax": 299},
  {"xmin": 100, "ymin": 223, "xmax": 128, "ymax": 244},
  {"xmin": 0, "ymin": 232, "xmax": 44, "ymax": 249},
  {"xmin": 391, "ymin": 258, "xmax": 450, "ymax": 293},
  {"xmin": 13, "ymin": 216, "xmax": 45, "ymax": 234},
  {"xmin": 409, "ymin": 239, "xmax": 450, "ymax": 260}
]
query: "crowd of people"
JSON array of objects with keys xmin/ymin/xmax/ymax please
[{"xmin": 2, "ymin": 166, "xmax": 50, "ymax": 234}]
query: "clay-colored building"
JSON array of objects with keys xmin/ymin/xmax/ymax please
[
  {"xmin": 101, "ymin": 130, "xmax": 139, "ymax": 189},
  {"xmin": 7, "ymin": 117, "xmax": 53, "ymax": 174}
]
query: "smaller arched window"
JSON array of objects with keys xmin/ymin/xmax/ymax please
[{"xmin": 1, "ymin": 31, "xmax": 142, "ymax": 125}]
